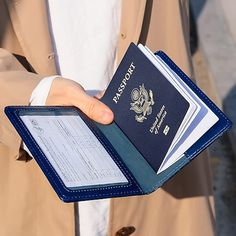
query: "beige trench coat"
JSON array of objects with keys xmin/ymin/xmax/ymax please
[{"xmin": 0, "ymin": 0, "xmax": 215, "ymax": 235}]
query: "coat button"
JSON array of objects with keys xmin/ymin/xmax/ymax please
[
  {"xmin": 116, "ymin": 226, "xmax": 136, "ymax": 236},
  {"xmin": 121, "ymin": 32, "xmax": 127, "ymax": 39},
  {"xmin": 47, "ymin": 53, "xmax": 55, "ymax": 60}
]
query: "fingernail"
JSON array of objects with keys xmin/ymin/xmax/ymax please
[{"xmin": 100, "ymin": 110, "xmax": 114, "ymax": 124}]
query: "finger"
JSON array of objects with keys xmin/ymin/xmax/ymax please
[{"xmin": 72, "ymin": 91, "xmax": 114, "ymax": 124}]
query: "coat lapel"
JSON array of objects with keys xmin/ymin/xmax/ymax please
[
  {"xmin": 5, "ymin": 0, "xmax": 57, "ymax": 75},
  {"xmin": 6, "ymin": 0, "xmax": 147, "ymax": 74},
  {"xmin": 117, "ymin": 0, "xmax": 147, "ymax": 63}
]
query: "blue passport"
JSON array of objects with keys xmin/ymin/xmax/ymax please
[
  {"xmin": 5, "ymin": 43, "xmax": 232, "ymax": 202},
  {"xmin": 101, "ymin": 43, "xmax": 190, "ymax": 172}
]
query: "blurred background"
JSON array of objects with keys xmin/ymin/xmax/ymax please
[{"xmin": 190, "ymin": 0, "xmax": 236, "ymax": 235}]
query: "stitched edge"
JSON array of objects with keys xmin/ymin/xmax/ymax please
[
  {"xmin": 157, "ymin": 51, "xmax": 231, "ymax": 161},
  {"xmin": 5, "ymin": 106, "xmax": 142, "ymax": 201},
  {"xmin": 141, "ymin": 51, "xmax": 232, "ymax": 194}
]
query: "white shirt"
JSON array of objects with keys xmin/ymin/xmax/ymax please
[{"xmin": 30, "ymin": 1, "xmax": 121, "ymax": 235}]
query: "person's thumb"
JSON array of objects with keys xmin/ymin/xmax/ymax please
[{"xmin": 73, "ymin": 91, "xmax": 114, "ymax": 124}]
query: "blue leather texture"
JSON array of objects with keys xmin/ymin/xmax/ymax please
[
  {"xmin": 5, "ymin": 106, "xmax": 143, "ymax": 202},
  {"xmin": 155, "ymin": 51, "xmax": 232, "ymax": 161},
  {"xmin": 96, "ymin": 121, "xmax": 190, "ymax": 193}
]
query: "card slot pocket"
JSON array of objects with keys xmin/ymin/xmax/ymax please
[
  {"xmin": 5, "ymin": 106, "xmax": 144, "ymax": 202},
  {"xmin": 95, "ymin": 121, "xmax": 162, "ymax": 192},
  {"xmin": 96, "ymin": 121, "xmax": 192, "ymax": 194}
]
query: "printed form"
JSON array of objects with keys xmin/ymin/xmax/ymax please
[{"xmin": 21, "ymin": 115, "xmax": 128, "ymax": 188}]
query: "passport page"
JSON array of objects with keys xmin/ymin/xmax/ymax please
[
  {"xmin": 139, "ymin": 45, "xmax": 218, "ymax": 172},
  {"xmin": 154, "ymin": 53, "xmax": 219, "ymax": 171}
]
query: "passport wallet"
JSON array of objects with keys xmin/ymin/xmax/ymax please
[{"xmin": 5, "ymin": 43, "xmax": 232, "ymax": 202}]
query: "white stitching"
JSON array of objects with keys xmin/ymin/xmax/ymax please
[{"xmin": 8, "ymin": 107, "xmax": 142, "ymax": 201}]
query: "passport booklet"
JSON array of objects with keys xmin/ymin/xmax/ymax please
[{"xmin": 5, "ymin": 43, "xmax": 232, "ymax": 202}]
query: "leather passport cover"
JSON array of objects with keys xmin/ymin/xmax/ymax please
[{"xmin": 4, "ymin": 43, "xmax": 232, "ymax": 202}]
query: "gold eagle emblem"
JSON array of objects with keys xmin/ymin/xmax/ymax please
[{"xmin": 130, "ymin": 84, "xmax": 155, "ymax": 122}]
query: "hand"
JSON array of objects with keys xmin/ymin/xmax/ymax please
[{"xmin": 46, "ymin": 77, "xmax": 113, "ymax": 124}]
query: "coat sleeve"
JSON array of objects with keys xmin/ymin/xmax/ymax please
[{"xmin": 0, "ymin": 48, "xmax": 44, "ymax": 160}]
